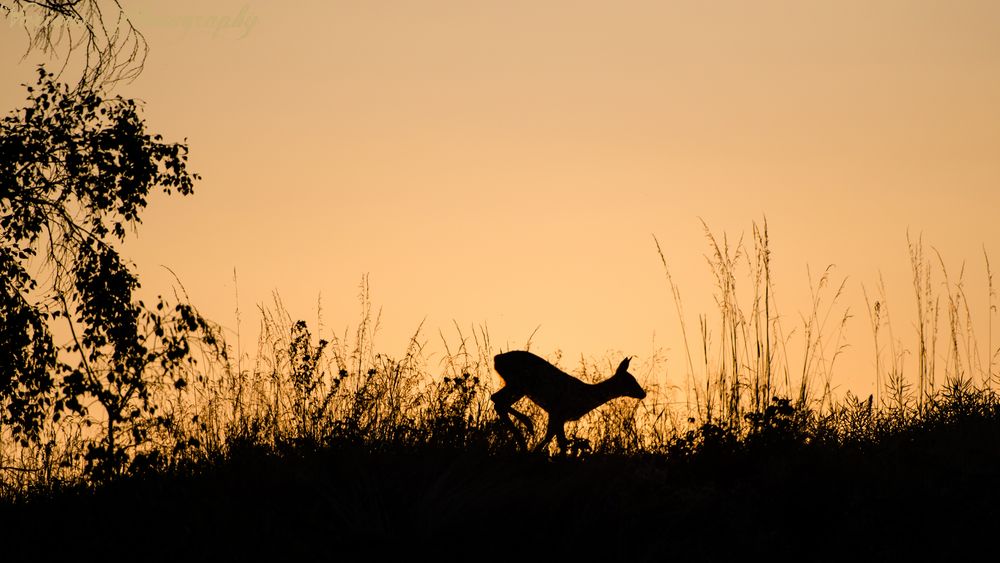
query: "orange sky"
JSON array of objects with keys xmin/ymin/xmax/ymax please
[{"xmin": 3, "ymin": 0, "xmax": 999, "ymax": 400}]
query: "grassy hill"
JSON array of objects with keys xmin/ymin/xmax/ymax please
[{"xmin": 3, "ymin": 388, "xmax": 998, "ymax": 561}]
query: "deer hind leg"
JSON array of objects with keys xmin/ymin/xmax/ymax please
[
  {"xmin": 491, "ymin": 386, "xmax": 532, "ymax": 450},
  {"xmin": 554, "ymin": 422, "xmax": 569, "ymax": 453},
  {"xmin": 534, "ymin": 417, "xmax": 567, "ymax": 453}
]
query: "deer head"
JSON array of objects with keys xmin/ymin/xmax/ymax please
[{"xmin": 615, "ymin": 357, "xmax": 646, "ymax": 400}]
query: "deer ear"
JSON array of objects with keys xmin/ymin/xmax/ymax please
[{"xmin": 616, "ymin": 357, "xmax": 631, "ymax": 373}]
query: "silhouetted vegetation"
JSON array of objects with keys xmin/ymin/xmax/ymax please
[
  {"xmin": 2, "ymin": 73, "xmax": 998, "ymax": 559},
  {"xmin": 1, "ymin": 68, "xmax": 202, "ymax": 483},
  {"xmin": 3, "ymin": 1, "xmax": 147, "ymax": 89}
]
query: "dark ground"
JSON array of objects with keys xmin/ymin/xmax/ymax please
[{"xmin": 3, "ymin": 413, "xmax": 999, "ymax": 562}]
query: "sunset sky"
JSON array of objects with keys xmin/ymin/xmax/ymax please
[{"xmin": 3, "ymin": 0, "xmax": 999, "ymax": 398}]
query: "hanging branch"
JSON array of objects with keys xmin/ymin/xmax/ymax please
[{"xmin": 2, "ymin": 0, "xmax": 147, "ymax": 90}]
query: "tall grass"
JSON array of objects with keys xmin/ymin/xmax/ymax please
[
  {"xmin": 655, "ymin": 218, "xmax": 850, "ymax": 430},
  {"xmin": 859, "ymin": 233, "xmax": 997, "ymax": 417},
  {"xmin": 1, "ymin": 225, "xmax": 998, "ymax": 497}
]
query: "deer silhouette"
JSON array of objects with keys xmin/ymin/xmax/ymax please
[{"xmin": 491, "ymin": 351, "xmax": 646, "ymax": 452}]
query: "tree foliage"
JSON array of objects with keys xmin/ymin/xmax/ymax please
[{"xmin": 0, "ymin": 67, "xmax": 204, "ymax": 476}]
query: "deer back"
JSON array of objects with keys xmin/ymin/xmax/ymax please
[{"xmin": 494, "ymin": 351, "xmax": 585, "ymax": 409}]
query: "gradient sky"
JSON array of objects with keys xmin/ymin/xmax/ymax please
[{"xmin": 3, "ymin": 0, "xmax": 999, "ymax": 398}]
